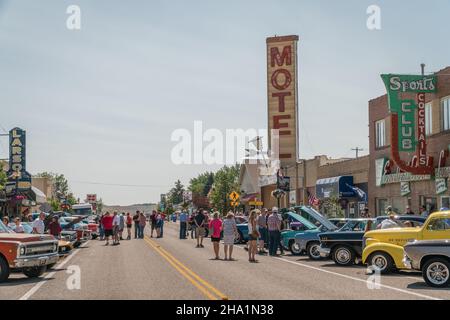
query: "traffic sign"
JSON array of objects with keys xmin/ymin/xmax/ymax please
[
  {"xmin": 229, "ymin": 191, "xmax": 239, "ymax": 201},
  {"xmin": 230, "ymin": 200, "xmax": 239, "ymax": 207}
]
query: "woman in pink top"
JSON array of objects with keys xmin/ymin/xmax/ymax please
[{"xmin": 209, "ymin": 212, "xmax": 223, "ymax": 260}]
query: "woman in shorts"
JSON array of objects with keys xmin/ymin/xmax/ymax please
[
  {"xmin": 209, "ymin": 212, "xmax": 223, "ymax": 260},
  {"xmin": 247, "ymin": 210, "xmax": 260, "ymax": 263},
  {"xmin": 222, "ymin": 212, "xmax": 238, "ymax": 261},
  {"xmin": 126, "ymin": 212, "xmax": 133, "ymax": 240}
]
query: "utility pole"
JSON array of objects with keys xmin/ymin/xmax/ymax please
[{"xmin": 351, "ymin": 147, "xmax": 364, "ymax": 159}]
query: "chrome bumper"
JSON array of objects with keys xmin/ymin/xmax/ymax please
[
  {"xmin": 13, "ymin": 253, "xmax": 59, "ymax": 268},
  {"xmin": 318, "ymin": 247, "xmax": 331, "ymax": 258},
  {"xmin": 402, "ymin": 256, "xmax": 413, "ymax": 270}
]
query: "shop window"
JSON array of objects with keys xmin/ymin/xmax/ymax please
[
  {"xmin": 425, "ymin": 103, "xmax": 433, "ymax": 136},
  {"xmin": 376, "ymin": 198, "xmax": 388, "ymax": 216},
  {"xmin": 441, "ymin": 196, "xmax": 450, "ymax": 209},
  {"xmin": 442, "ymin": 96, "xmax": 450, "ymax": 131},
  {"xmin": 420, "ymin": 196, "xmax": 438, "ymax": 213},
  {"xmin": 375, "ymin": 119, "xmax": 386, "ymax": 148}
]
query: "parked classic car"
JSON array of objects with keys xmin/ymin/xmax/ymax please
[
  {"xmin": 0, "ymin": 220, "xmax": 59, "ymax": 282},
  {"xmin": 59, "ymin": 217, "xmax": 92, "ymax": 246},
  {"xmin": 329, "ymin": 218, "xmax": 350, "ymax": 229},
  {"xmin": 280, "ymin": 211, "xmax": 321, "ymax": 253},
  {"xmin": 362, "ymin": 211, "xmax": 450, "ymax": 274},
  {"xmin": 403, "ymin": 239, "xmax": 450, "ymax": 288},
  {"xmin": 292, "ymin": 208, "xmax": 339, "ymax": 259},
  {"xmin": 319, "ymin": 215, "xmax": 425, "ymax": 266},
  {"xmin": 8, "ymin": 222, "xmax": 74, "ymax": 258}
]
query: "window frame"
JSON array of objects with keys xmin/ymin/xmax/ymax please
[
  {"xmin": 441, "ymin": 96, "xmax": 450, "ymax": 132},
  {"xmin": 375, "ymin": 119, "xmax": 386, "ymax": 148}
]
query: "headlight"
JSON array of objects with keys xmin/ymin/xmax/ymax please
[
  {"xmin": 19, "ymin": 246, "xmax": 26, "ymax": 256},
  {"xmin": 54, "ymin": 243, "xmax": 58, "ymax": 252}
]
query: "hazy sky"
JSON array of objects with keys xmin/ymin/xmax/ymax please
[{"xmin": 1, "ymin": 0, "xmax": 449, "ymax": 205}]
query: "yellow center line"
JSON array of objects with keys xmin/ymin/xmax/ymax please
[{"xmin": 143, "ymin": 237, "xmax": 228, "ymax": 300}]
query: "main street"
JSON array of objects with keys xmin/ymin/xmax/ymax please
[{"xmin": 0, "ymin": 222, "xmax": 448, "ymax": 300}]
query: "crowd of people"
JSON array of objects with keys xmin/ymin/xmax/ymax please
[
  {"xmin": 176, "ymin": 207, "xmax": 285, "ymax": 263},
  {"xmin": 98, "ymin": 210, "xmax": 167, "ymax": 245}
]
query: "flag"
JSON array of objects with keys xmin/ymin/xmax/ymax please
[
  {"xmin": 346, "ymin": 184, "xmax": 367, "ymax": 202},
  {"xmin": 307, "ymin": 191, "xmax": 320, "ymax": 207}
]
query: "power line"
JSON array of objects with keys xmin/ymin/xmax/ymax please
[{"xmin": 70, "ymin": 180, "xmax": 171, "ymax": 188}]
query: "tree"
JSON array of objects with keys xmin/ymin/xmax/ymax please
[
  {"xmin": 35, "ymin": 172, "xmax": 70, "ymax": 200},
  {"xmin": 0, "ymin": 162, "xmax": 7, "ymax": 191},
  {"xmin": 168, "ymin": 179, "xmax": 185, "ymax": 205},
  {"xmin": 208, "ymin": 164, "xmax": 241, "ymax": 214},
  {"xmin": 188, "ymin": 172, "xmax": 214, "ymax": 197}
]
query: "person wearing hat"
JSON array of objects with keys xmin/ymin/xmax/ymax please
[
  {"xmin": 267, "ymin": 207, "xmax": 281, "ymax": 256},
  {"xmin": 404, "ymin": 206, "xmax": 415, "ymax": 215},
  {"xmin": 420, "ymin": 205, "xmax": 429, "ymax": 218}
]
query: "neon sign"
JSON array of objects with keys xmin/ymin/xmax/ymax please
[{"xmin": 381, "ymin": 74, "xmax": 437, "ymax": 175}]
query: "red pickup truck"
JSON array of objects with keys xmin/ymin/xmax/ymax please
[{"xmin": 0, "ymin": 220, "xmax": 59, "ymax": 282}]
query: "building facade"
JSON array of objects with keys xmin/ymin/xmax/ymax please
[{"xmin": 369, "ymin": 67, "xmax": 450, "ymax": 216}]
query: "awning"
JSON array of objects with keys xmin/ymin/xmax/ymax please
[
  {"xmin": 316, "ymin": 176, "xmax": 356, "ymax": 199},
  {"xmin": 31, "ymin": 186, "xmax": 47, "ymax": 204},
  {"xmin": 241, "ymin": 193, "xmax": 259, "ymax": 203}
]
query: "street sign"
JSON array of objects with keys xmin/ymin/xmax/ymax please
[
  {"xmin": 230, "ymin": 200, "xmax": 239, "ymax": 207},
  {"xmin": 229, "ymin": 191, "xmax": 239, "ymax": 201},
  {"xmin": 249, "ymin": 200, "xmax": 263, "ymax": 206}
]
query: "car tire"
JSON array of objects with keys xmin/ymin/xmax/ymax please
[
  {"xmin": 234, "ymin": 231, "xmax": 242, "ymax": 244},
  {"xmin": 306, "ymin": 242, "xmax": 322, "ymax": 260},
  {"xmin": 422, "ymin": 258, "xmax": 450, "ymax": 288},
  {"xmin": 289, "ymin": 240, "xmax": 302, "ymax": 256},
  {"xmin": 332, "ymin": 245, "xmax": 355, "ymax": 266},
  {"xmin": 23, "ymin": 266, "xmax": 47, "ymax": 278},
  {"xmin": 368, "ymin": 251, "xmax": 394, "ymax": 274},
  {"xmin": 0, "ymin": 256, "xmax": 10, "ymax": 283}
]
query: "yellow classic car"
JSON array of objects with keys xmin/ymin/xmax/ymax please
[{"xmin": 362, "ymin": 211, "xmax": 450, "ymax": 274}]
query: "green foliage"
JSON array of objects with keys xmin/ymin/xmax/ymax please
[
  {"xmin": 35, "ymin": 172, "xmax": 70, "ymax": 199},
  {"xmin": 320, "ymin": 196, "xmax": 345, "ymax": 218},
  {"xmin": 168, "ymin": 179, "xmax": 185, "ymax": 205},
  {"xmin": 208, "ymin": 164, "xmax": 241, "ymax": 214},
  {"xmin": 0, "ymin": 162, "xmax": 7, "ymax": 190},
  {"xmin": 188, "ymin": 172, "xmax": 214, "ymax": 196}
]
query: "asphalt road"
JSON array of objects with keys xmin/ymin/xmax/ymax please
[{"xmin": 1, "ymin": 222, "xmax": 449, "ymax": 300}]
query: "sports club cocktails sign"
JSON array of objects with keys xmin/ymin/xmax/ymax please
[
  {"xmin": 381, "ymin": 74, "xmax": 437, "ymax": 175},
  {"xmin": 267, "ymin": 35, "xmax": 299, "ymax": 166}
]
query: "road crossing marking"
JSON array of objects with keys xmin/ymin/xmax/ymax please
[{"xmin": 144, "ymin": 236, "xmax": 228, "ymax": 300}]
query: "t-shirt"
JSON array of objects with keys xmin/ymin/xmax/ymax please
[
  {"xmin": 194, "ymin": 214, "xmax": 205, "ymax": 227},
  {"xmin": 113, "ymin": 215, "xmax": 120, "ymax": 227},
  {"xmin": 209, "ymin": 219, "xmax": 223, "ymax": 238},
  {"xmin": 126, "ymin": 216, "xmax": 133, "ymax": 225},
  {"xmin": 102, "ymin": 216, "xmax": 113, "ymax": 230},
  {"xmin": 15, "ymin": 224, "xmax": 25, "ymax": 233},
  {"xmin": 32, "ymin": 219, "xmax": 45, "ymax": 234},
  {"xmin": 179, "ymin": 212, "xmax": 188, "ymax": 222},
  {"xmin": 48, "ymin": 221, "xmax": 62, "ymax": 236},
  {"xmin": 257, "ymin": 215, "xmax": 267, "ymax": 228},
  {"xmin": 119, "ymin": 215, "xmax": 125, "ymax": 228},
  {"xmin": 380, "ymin": 219, "xmax": 399, "ymax": 229}
]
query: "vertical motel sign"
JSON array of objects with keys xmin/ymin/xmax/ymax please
[
  {"xmin": 267, "ymin": 35, "xmax": 299, "ymax": 167},
  {"xmin": 381, "ymin": 74, "xmax": 437, "ymax": 175},
  {"xmin": 7, "ymin": 127, "xmax": 32, "ymax": 192}
]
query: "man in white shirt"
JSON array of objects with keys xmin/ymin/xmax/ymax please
[
  {"xmin": 32, "ymin": 212, "xmax": 46, "ymax": 234},
  {"xmin": 379, "ymin": 214, "xmax": 400, "ymax": 229},
  {"xmin": 112, "ymin": 212, "xmax": 121, "ymax": 245}
]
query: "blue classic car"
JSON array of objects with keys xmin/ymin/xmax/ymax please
[
  {"xmin": 292, "ymin": 209, "xmax": 339, "ymax": 259},
  {"xmin": 236, "ymin": 210, "xmax": 317, "ymax": 245}
]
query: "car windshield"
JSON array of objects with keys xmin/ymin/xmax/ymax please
[
  {"xmin": 339, "ymin": 220, "xmax": 369, "ymax": 232},
  {"xmin": 0, "ymin": 220, "xmax": 11, "ymax": 233}
]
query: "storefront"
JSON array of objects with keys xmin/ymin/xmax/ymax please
[{"xmin": 316, "ymin": 176, "xmax": 368, "ymax": 218}]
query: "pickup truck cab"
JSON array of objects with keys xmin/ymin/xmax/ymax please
[
  {"xmin": 362, "ymin": 211, "xmax": 450, "ymax": 274},
  {"xmin": 0, "ymin": 220, "xmax": 59, "ymax": 282}
]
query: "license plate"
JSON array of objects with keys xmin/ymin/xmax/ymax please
[{"xmin": 39, "ymin": 258, "xmax": 48, "ymax": 265}]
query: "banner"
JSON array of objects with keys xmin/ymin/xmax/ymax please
[{"xmin": 7, "ymin": 127, "xmax": 32, "ymax": 192}]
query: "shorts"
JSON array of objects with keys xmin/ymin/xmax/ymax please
[
  {"xmin": 211, "ymin": 237, "xmax": 221, "ymax": 242},
  {"xmin": 223, "ymin": 235, "xmax": 235, "ymax": 245},
  {"xmin": 197, "ymin": 227, "xmax": 206, "ymax": 237},
  {"xmin": 248, "ymin": 234, "xmax": 258, "ymax": 241},
  {"xmin": 258, "ymin": 227, "xmax": 268, "ymax": 242},
  {"xmin": 104, "ymin": 229, "xmax": 113, "ymax": 237},
  {"xmin": 127, "ymin": 224, "xmax": 132, "ymax": 228}
]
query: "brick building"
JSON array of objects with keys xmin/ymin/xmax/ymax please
[{"xmin": 368, "ymin": 67, "xmax": 450, "ymax": 216}]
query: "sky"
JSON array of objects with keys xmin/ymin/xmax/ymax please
[{"xmin": 1, "ymin": 0, "xmax": 449, "ymax": 205}]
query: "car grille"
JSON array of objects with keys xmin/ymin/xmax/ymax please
[{"xmin": 24, "ymin": 243, "xmax": 57, "ymax": 256}]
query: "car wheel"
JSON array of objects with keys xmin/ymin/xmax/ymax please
[
  {"xmin": 234, "ymin": 231, "xmax": 242, "ymax": 244},
  {"xmin": 307, "ymin": 242, "xmax": 321, "ymax": 260},
  {"xmin": 368, "ymin": 251, "xmax": 394, "ymax": 274},
  {"xmin": 333, "ymin": 245, "xmax": 355, "ymax": 266},
  {"xmin": 422, "ymin": 258, "xmax": 450, "ymax": 288},
  {"xmin": 23, "ymin": 266, "xmax": 47, "ymax": 278},
  {"xmin": 0, "ymin": 256, "xmax": 10, "ymax": 283},
  {"xmin": 289, "ymin": 241, "xmax": 302, "ymax": 256},
  {"xmin": 47, "ymin": 263, "xmax": 56, "ymax": 270}
]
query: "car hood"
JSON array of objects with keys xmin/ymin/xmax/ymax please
[
  {"xmin": 297, "ymin": 206, "xmax": 337, "ymax": 231},
  {"xmin": 0, "ymin": 233, "xmax": 55, "ymax": 243}
]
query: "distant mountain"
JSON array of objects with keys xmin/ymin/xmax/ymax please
[{"xmin": 103, "ymin": 203, "xmax": 157, "ymax": 214}]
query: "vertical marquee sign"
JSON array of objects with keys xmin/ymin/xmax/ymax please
[
  {"xmin": 267, "ymin": 35, "xmax": 299, "ymax": 167},
  {"xmin": 381, "ymin": 74, "xmax": 437, "ymax": 175},
  {"xmin": 7, "ymin": 127, "xmax": 32, "ymax": 193}
]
